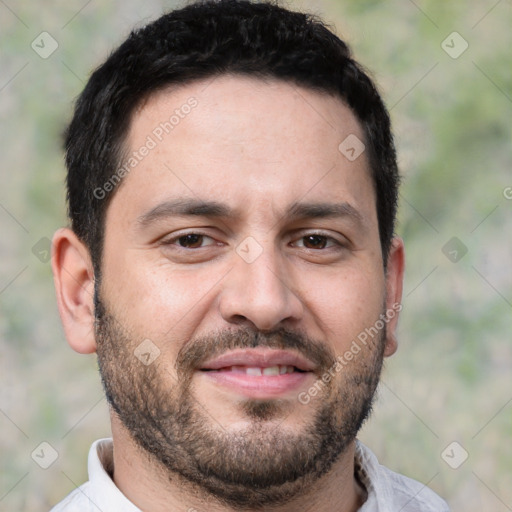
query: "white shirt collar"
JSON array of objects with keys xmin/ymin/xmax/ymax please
[{"xmin": 51, "ymin": 438, "xmax": 449, "ymax": 511}]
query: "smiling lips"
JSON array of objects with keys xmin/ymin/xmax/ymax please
[
  {"xmin": 200, "ymin": 347, "xmax": 316, "ymax": 372},
  {"xmin": 198, "ymin": 348, "xmax": 316, "ymax": 398},
  {"xmin": 213, "ymin": 365, "xmax": 299, "ymax": 376}
]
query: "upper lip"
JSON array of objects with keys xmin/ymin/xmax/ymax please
[{"xmin": 199, "ymin": 348, "xmax": 316, "ymax": 372}]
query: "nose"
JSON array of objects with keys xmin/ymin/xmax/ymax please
[{"xmin": 218, "ymin": 241, "xmax": 304, "ymax": 331}]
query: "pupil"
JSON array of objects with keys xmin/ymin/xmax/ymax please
[
  {"xmin": 180, "ymin": 234, "xmax": 202, "ymax": 248},
  {"xmin": 305, "ymin": 235, "xmax": 325, "ymax": 249}
]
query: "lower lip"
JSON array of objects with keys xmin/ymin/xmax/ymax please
[{"xmin": 198, "ymin": 370, "xmax": 314, "ymax": 399}]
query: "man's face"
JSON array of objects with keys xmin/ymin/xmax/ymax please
[{"xmin": 94, "ymin": 76, "xmax": 399, "ymax": 506}]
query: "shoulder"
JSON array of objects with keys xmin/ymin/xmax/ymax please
[
  {"xmin": 356, "ymin": 441, "xmax": 450, "ymax": 512},
  {"xmin": 48, "ymin": 439, "xmax": 110, "ymax": 512},
  {"xmin": 48, "ymin": 438, "xmax": 142, "ymax": 512}
]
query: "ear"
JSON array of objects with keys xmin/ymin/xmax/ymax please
[
  {"xmin": 51, "ymin": 228, "xmax": 97, "ymax": 354},
  {"xmin": 382, "ymin": 237, "xmax": 405, "ymax": 357}
]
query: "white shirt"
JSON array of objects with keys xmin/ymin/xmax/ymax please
[{"xmin": 50, "ymin": 438, "xmax": 450, "ymax": 511}]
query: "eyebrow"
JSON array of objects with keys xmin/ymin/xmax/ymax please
[
  {"xmin": 136, "ymin": 198, "xmax": 366, "ymax": 229},
  {"xmin": 137, "ymin": 199, "xmax": 237, "ymax": 227},
  {"xmin": 287, "ymin": 201, "xmax": 365, "ymax": 226}
]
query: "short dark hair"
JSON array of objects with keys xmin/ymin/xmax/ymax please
[{"xmin": 64, "ymin": 0, "xmax": 399, "ymax": 276}]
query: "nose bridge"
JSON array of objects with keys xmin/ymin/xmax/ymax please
[
  {"xmin": 241, "ymin": 239, "xmax": 283, "ymax": 299},
  {"xmin": 219, "ymin": 236, "xmax": 303, "ymax": 330}
]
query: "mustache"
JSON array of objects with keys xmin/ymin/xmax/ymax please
[{"xmin": 175, "ymin": 326, "xmax": 336, "ymax": 379}]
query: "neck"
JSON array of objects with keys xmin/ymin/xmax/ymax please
[{"xmin": 111, "ymin": 415, "xmax": 366, "ymax": 512}]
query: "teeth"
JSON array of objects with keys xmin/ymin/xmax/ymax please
[
  {"xmin": 262, "ymin": 366, "xmax": 280, "ymax": 376},
  {"xmin": 246, "ymin": 365, "xmax": 296, "ymax": 375},
  {"xmin": 220, "ymin": 365, "xmax": 298, "ymax": 375}
]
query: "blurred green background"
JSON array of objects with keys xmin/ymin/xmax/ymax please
[{"xmin": 1, "ymin": 1, "xmax": 510, "ymax": 510}]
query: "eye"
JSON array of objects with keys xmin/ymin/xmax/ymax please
[
  {"xmin": 292, "ymin": 233, "xmax": 342, "ymax": 250},
  {"xmin": 163, "ymin": 232, "xmax": 216, "ymax": 249}
]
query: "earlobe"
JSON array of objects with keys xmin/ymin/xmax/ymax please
[
  {"xmin": 383, "ymin": 237, "xmax": 405, "ymax": 358},
  {"xmin": 51, "ymin": 228, "xmax": 97, "ymax": 354}
]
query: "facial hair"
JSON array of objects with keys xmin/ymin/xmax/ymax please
[{"xmin": 94, "ymin": 292, "xmax": 386, "ymax": 509}]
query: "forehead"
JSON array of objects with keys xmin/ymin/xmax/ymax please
[{"xmin": 109, "ymin": 75, "xmax": 375, "ymax": 230}]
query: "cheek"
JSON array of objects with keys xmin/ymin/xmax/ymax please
[
  {"xmin": 299, "ymin": 263, "xmax": 385, "ymax": 351},
  {"xmin": 101, "ymin": 253, "xmax": 221, "ymax": 347}
]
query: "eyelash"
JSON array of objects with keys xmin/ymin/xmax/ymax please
[{"xmin": 160, "ymin": 231, "xmax": 345, "ymax": 251}]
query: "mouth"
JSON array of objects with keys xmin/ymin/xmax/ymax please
[
  {"xmin": 202, "ymin": 365, "xmax": 306, "ymax": 376},
  {"xmin": 197, "ymin": 348, "xmax": 316, "ymax": 398}
]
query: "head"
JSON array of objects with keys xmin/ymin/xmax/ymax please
[
  {"xmin": 52, "ymin": 0, "xmax": 404, "ymax": 508},
  {"xmin": 64, "ymin": 0, "xmax": 399, "ymax": 278}
]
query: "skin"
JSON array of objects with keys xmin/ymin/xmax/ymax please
[{"xmin": 52, "ymin": 75, "xmax": 405, "ymax": 512}]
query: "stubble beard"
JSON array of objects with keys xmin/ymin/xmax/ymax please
[{"xmin": 94, "ymin": 292, "xmax": 385, "ymax": 509}]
